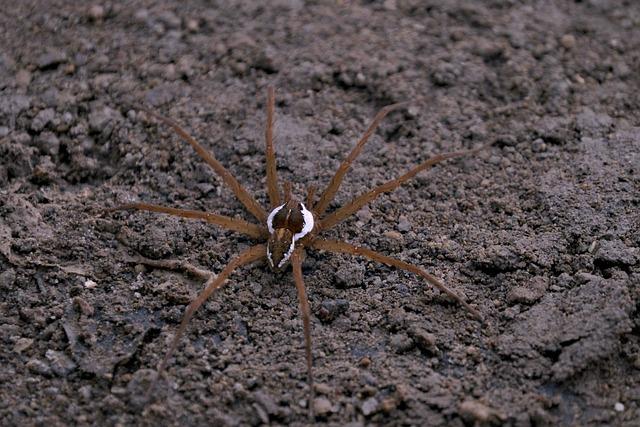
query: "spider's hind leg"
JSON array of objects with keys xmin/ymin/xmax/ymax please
[
  {"xmin": 126, "ymin": 244, "xmax": 266, "ymax": 398},
  {"xmin": 310, "ymin": 238, "xmax": 483, "ymax": 321}
]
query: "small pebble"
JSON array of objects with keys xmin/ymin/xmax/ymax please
[
  {"xmin": 36, "ymin": 50, "xmax": 67, "ymax": 70},
  {"xmin": 359, "ymin": 356, "xmax": 371, "ymax": 368},
  {"xmin": 186, "ymin": 18, "xmax": 199, "ymax": 32},
  {"xmin": 409, "ymin": 326, "xmax": 437, "ymax": 353},
  {"xmin": 397, "ymin": 215, "xmax": 411, "ymax": 232},
  {"xmin": 0, "ymin": 268, "xmax": 16, "ymax": 288},
  {"xmin": 317, "ymin": 299, "xmax": 349, "ymax": 323},
  {"xmin": 383, "ymin": 230, "xmax": 403, "ymax": 241},
  {"xmin": 314, "ymin": 383, "xmax": 332, "ymax": 395},
  {"xmin": 27, "ymin": 358, "xmax": 52, "ymax": 376},
  {"xmin": 15, "ymin": 69, "xmax": 31, "ymax": 87},
  {"xmin": 73, "ymin": 297, "xmax": 95, "ymax": 316},
  {"xmin": 84, "ymin": 279, "xmax": 98, "ymax": 289},
  {"xmin": 313, "ymin": 397, "xmax": 332, "ymax": 416},
  {"xmin": 614, "ymin": 402, "xmax": 624, "ymax": 412},
  {"xmin": 390, "ymin": 333, "xmax": 414, "ymax": 353},
  {"xmin": 31, "ymin": 108, "xmax": 55, "ymax": 132},
  {"xmin": 88, "ymin": 105, "xmax": 121, "ymax": 134},
  {"xmin": 380, "ymin": 397, "xmax": 397, "ymax": 413},
  {"xmin": 532, "ymin": 138, "xmax": 547, "ymax": 153},
  {"xmin": 253, "ymin": 391, "xmax": 279, "ymax": 416},
  {"xmin": 406, "ymin": 105, "xmax": 420, "ymax": 118},
  {"xmin": 88, "ymin": 4, "xmax": 105, "ymax": 20},
  {"xmin": 35, "ymin": 131, "xmax": 60, "ymax": 155},
  {"xmin": 134, "ymin": 8, "xmax": 149, "ymax": 23},
  {"xmin": 334, "ymin": 263, "xmax": 365, "ymax": 288},
  {"xmin": 383, "ymin": 0, "xmax": 397, "ymax": 11},
  {"xmin": 45, "ymin": 349, "xmax": 77, "ymax": 376},
  {"xmin": 13, "ymin": 337, "xmax": 34, "ymax": 353},
  {"xmin": 361, "ymin": 397, "xmax": 379, "ymax": 416},
  {"xmin": 356, "ymin": 206, "xmax": 372, "ymax": 222},
  {"xmin": 595, "ymin": 240, "xmax": 637, "ymax": 267},
  {"xmin": 560, "ymin": 34, "xmax": 576, "ymax": 49},
  {"xmin": 110, "ymin": 386, "xmax": 127, "ymax": 396},
  {"xmin": 633, "ymin": 355, "xmax": 640, "ymax": 370},
  {"xmin": 506, "ymin": 276, "xmax": 548, "ymax": 305},
  {"xmin": 459, "ymin": 400, "xmax": 504, "ymax": 424},
  {"xmin": 78, "ymin": 385, "xmax": 92, "ymax": 400}
]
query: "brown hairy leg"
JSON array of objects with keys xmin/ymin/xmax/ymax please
[
  {"xmin": 290, "ymin": 249, "xmax": 314, "ymax": 417},
  {"xmin": 141, "ymin": 108, "xmax": 268, "ymax": 223},
  {"xmin": 313, "ymin": 102, "xmax": 407, "ymax": 216},
  {"xmin": 306, "ymin": 185, "xmax": 316, "ymax": 208},
  {"xmin": 265, "ymin": 86, "xmax": 281, "ymax": 208},
  {"xmin": 310, "ymin": 239, "xmax": 483, "ymax": 321},
  {"xmin": 133, "ymin": 244, "xmax": 266, "ymax": 394},
  {"xmin": 106, "ymin": 202, "xmax": 267, "ymax": 239},
  {"xmin": 319, "ymin": 143, "xmax": 492, "ymax": 231}
]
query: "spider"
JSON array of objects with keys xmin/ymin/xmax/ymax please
[{"xmin": 108, "ymin": 87, "xmax": 488, "ymax": 413}]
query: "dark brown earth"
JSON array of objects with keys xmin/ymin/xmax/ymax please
[{"xmin": 1, "ymin": 1, "xmax": 639, "ymax": 426}]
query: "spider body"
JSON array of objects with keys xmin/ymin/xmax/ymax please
[
  {"xmin": 266, "ymin": 199, "xmax": 315, "ymax": 271},
  {"xmin": 110, "ymin": 87, "xmax": 491, "ymax": 415}
]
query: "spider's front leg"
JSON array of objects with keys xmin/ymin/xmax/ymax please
[
  {"xmin": 127, "ymin": 244, "xmax": 266, "ymax": 396},
  {"xmin": 105, "ymin": 202, "xmax": 267, "ymax": 239}
]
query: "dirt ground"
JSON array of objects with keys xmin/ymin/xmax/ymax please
[{"xmin": 1, "ymin": 1, "xmax": 639, "ymax": 426}]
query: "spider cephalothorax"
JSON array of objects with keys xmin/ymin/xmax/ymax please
[{"xmin": 109, "ymin": 87, "xmax": 491, "ymax": 415}]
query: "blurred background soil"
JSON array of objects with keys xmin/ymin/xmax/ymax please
[{"xmin": 1, "ymin": 1, "xmax": 639, "ymax": 425}]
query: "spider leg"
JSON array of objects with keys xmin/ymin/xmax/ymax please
[
  {"xmin": 314, "ymin": 102, "xmax": 407, "ymax": 216},
  {"xmin": 306, "ymin": 185, "xmax": 316, "ymax": 208},
  {"xmin": 283, "ymin": 181, "xmax": 293, "ymax": 202},
  {"xmin": 318, "ymin": 143, "xmax": 492, "ymax": 231},
  {"xmin": 265, "ymin": 86, "xmax": 281, "ymax": 208},
  {"xmin": 135, "ymin": 244, "xmax": 266, "ymax": 396},
  {"xmin": 106, "ymin": 202, "xmax": 267, "ymax": 239},
  {"xmin": 290, "ymin": 249, "xmax": 315, "ymax": 418},
  {"xmin": 310, "ymin": 238, "xmax": 483, "ymax": 321},
  {"xmin": 141, "ymin": 108, "xmax": 268, "ymax": 223}
]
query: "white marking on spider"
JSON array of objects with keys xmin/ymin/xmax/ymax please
[
  {"xmin": 266, "ymin": 245, "xmax": 274, "ymax": 268},
  {"xmin": 294, "ymin": 203, "xmax": 314, "ymax": 242},
  {"xmin": 278, "ymin": 238, "xmax": 296, "ymax": 269},
  {"xmin": 266, "ymin": 203, "xmax": 285, "ymax": 234}
]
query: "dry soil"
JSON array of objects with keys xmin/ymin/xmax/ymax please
[{"xmin": 1, "ymin": 1, "xmax": 639, "ymax": 426}]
